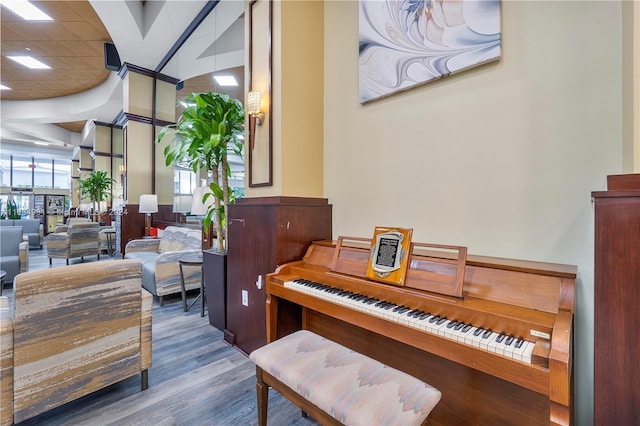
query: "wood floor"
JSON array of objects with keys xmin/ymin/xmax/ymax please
[{"xmin": 3, "ymin": 244, "xmax": 317, "ymax": 426}]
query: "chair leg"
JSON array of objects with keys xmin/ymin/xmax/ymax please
[
  {"xmin": 256, "ymin": 367, "xmax": 269, "ymax": 426},
  {"xmin": 159, "ymin": 296, "xmax": 164, "ymax": 306},
  {"xmin": 141, "ymin": 370, "xmax": 149, "ymax": 391},
  {"xmin": 49, "ymin": 258, "xmax": 52, "ymax": 265},
  {"xmin": 98, "ymin": 253, "xmax": 100, "ymax": 260},
  {"xmin": 66, "ymin": 259, "xmax": 69, "ymax": 265}
]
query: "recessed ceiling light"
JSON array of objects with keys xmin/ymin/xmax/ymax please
[
  {"xmin": 0, "ymin": 84, "xmax": 11, "ymax": 90},
  {"xmin": 7, "ymin": 56, "xmax": 50, "ymax": 69},
  {"xmin": 0, "ymin": 0, "xmax": 53, "ymax": 21},
  {"xmin": 34, "ymin": 142, "xmax": 49, "ymax": 146},
  {"xmin": 213, "ymin": 75, "xmax": 238, "ymax": 86}
]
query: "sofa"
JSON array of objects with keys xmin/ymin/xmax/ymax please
[
  {"xmin": 47, "ymin": 221, "xmax": 100, "ymax": 265},
  {"xmin": 0, "ymin": 227, "xmax": 29, "ymax": 291},
  {"xmin": 0, "ymin": 219, "xmax": 43, "ymax": 249},
  {"xmin": 0, "ymin": 260, "xmax": 152, "ymax": 425},
  {"xmin": 124, "ymin": 226, "xmax": 203, "ymax": 305}
]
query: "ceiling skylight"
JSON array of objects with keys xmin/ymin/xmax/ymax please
[
  {"xmin": 213, "ymin": 75, "xmax": 238, "ymax": 86},
  {"xmin": 0, "ymin": 84, "xmax": 11, "ymax": 90},
  {"xmin": 7, "ymin": 56, "xmax": 51, "ymax": 69},
  {"xmin": 0, "ymin": 0, "xmax": 53, "ymax": 21}
]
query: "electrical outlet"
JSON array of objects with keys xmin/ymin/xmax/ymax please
[{"xmin": 242, "ymin": 290, "xmax": 248, "ymax": 306}]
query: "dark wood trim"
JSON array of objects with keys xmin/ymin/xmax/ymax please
[
  {"xmin": 155, "ymin": 0, "xmax": 220, "ymax": 73},
  {"xmin": 115, "ymin": 110, "xmax": 127, "ymax": 127},
  {"xmin": 94, "ymin": 121, "xmax": 114, "ymax": 128},
  {"xmin": 78, "ymin": 168, "xmax": 93, "ymax": 172},
  {"xmin": 248, "ymin": 0, "xmax": 273, "ymax": 188},
  {"xmin": 234, "ymin": 196, "xmax": 330, "ymax": 207},
  {"xmin": 90, "ymin": 151, "xmax": 112, "ymax": 157},
  {"xmin": 118, "ymin": 63, "xmax": 179, "ymax": 85},
  {"xmin": 607, "ymin": 173, "xmax": 640, "ymax": 190}
]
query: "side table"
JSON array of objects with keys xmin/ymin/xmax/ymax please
[
  {"xmin": 179, "ymin": 253, "xmax": 205, "ymax": 317},
  {"xmin": 101, "ymin": 229, "xmax": 116, "ymax": 256}
]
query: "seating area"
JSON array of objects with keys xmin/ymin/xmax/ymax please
[
  {"xmin": 0, "ymin": 219, "xmax": 43, "ymax": 249},
  {"xmin": 124, "ymin": 226, "xmax": 203, "ymax": 305},
  {"xmin": 0, "ymin": 259, "xmax": 152, "ymax": 425}
]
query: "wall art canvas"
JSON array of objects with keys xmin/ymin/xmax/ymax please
[{"xmin": 359, "ymin": 0, "xmax": 502, "ymax": 103}]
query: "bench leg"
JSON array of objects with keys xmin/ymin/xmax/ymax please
[{"xmin": 256, "ymin": 367, "xmax": 269, "ymax": 426}]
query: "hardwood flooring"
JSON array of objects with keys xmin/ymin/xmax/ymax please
[{"xmin": 3, "ymin": 244, "xmax": 317, "ymax": 426}]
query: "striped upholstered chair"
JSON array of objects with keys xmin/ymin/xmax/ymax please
[
  {"xmin": 0, "ymin": 260, "xmax": 152, "ymax": 425},
  {"xmin": 47, "ymin": 220, "xmax": 100, "ymax": 265}
]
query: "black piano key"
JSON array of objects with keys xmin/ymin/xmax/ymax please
[
  {"xmin": 474, "ymin": 327, "xmax": 485, "ymax": 336},
  {"xmin": 454, "ymin": 322, "xmax": 466, "ymax": 331},
  {"xmin": 436, "ymin": 317, "xmax": 448, "ymax": 325},
  {"xmin": 515, "ymin": 337, "xmax": 524, "ymax": 348},
  {"xmin": 505, "ymin": 335, "xmax": 515, "ymax": 346},
  {"xmin": 429, "ymin": 315, "xmax": 441, "ymax": 324},
  {"xmin": 461, "ymin": 323, "xmax": 473, "ymax": 333},
  {"xmin": 446, "ymin": 320, "xmax": 458, "ymax": 329},
  {"xmin": 482, "ymin": 329, "xmax": 493, "ymax": 339},
  {"xmin": 495, "ymin": 332, "xmax": 506, "ymax": 343}
]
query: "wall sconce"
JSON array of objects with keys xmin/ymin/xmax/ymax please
[
  {"xmin": 119, "ymin": 164, "xmax": 127, "ymax": 194},
  {"xmin": 247, "ymin": 90, "xmax": 264, "ymax": 150},
  {"xmin": 139, "ymin": 194, "xmax": 158, "ymax": 237}
]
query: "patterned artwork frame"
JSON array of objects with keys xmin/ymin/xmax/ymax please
[{"xmin": 359, "ymin": 0, "xmax": 502, "ymax": 103}]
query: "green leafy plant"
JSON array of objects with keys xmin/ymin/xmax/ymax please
[
  {"xmin": 78, "ymin": 170, "xmax": 115, "ymax": 219},
  {"xmin": 157, "ymin": 92, "xmax": 244, "ymax": 252},
  {"xmin": 6, "ymin": 200, "xmax": 20, "ymax": 219}
]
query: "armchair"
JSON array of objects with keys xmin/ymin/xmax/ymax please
[
  {"xmin": 0, "ymin": 226, "xmax": 29, "ymax": 292},
  {"xmin": 47, "ymin": 221, "xmax": 100, "ymax": 265},
  {"xmin": 0, "ymin": 260, "xmax": 152, "ymax": 425},
  {"xmin": 124, "ymin": 226, "xmax": 202, "ymax": 305}
]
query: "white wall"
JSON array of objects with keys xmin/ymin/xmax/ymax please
[{"xmin": 324, "ymin": 2, "xmax": 625, "ymax": 424}]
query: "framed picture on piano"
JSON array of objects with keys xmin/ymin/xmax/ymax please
[{"xmin": 366, "ymin": 226, "xmax": 413, "ymax": 286}]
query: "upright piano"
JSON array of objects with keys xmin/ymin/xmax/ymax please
[{"xmin": 265, "ymin": 237, "xmax": 576, "ymax": 425}]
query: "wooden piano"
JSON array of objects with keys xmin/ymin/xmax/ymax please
[{"xmin": 265, "ymin": 237, "xmax": 576, "ymax": 425}]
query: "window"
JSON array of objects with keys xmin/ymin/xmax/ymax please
[
  {"xmin": 11, "ymin": 156, "xmax": 33, "ymax": 188},
  {"xmin": 34, "ymin": 159, "xmax": 53, "ymax": 188},
  {"xmin": 53, "ymin": 160, "xmax": 71, "ymax": 189},
  {"xmin": 0, "ymin": 153, "xmax": 11, "ymax": 187}
]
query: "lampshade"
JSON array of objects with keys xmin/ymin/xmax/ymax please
[
  {"xmin": 247, "ymin": 91, "xmax": 261, "ymax": 115},
  {"xmin": 190, "ymin": 186, "xmax": 214, "ymax": 215},
  {"xmin": 139, "ymin": 194, "xmax": 158, "ymax": 213},
  {"xmin": 173, "ymin": 195, "xmax": 193, "ymax": 213}
]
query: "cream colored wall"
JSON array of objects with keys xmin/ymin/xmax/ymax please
[
  {"xmin": 245, "ymin": 0, "xmax": 324, "ymax": 198},
  {"xmin": 324, "ymin": 2, "xmax": 625, "ymax": 425},
  {"xmin": 124, "ymin": 72, "xmax": 154, "ymax": 117},
  {"xmin": 155, "ymin": 125, "xmax": 174, "ymax": 205},
  {"xmin": 126, "ymin": 122, "xmax": 153, "ymax": 203},
  {"xmin": 155, "ymin": 80, "xmax": 176, "ymax": 123}
]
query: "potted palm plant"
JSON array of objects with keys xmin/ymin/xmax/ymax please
[
  {"xmin": 157, "ymin": 91, "xmax": 244, "ymax": 252},
  {"xmin": 78, "ymin": 170, "xmax": 115, "ymax": 221}
]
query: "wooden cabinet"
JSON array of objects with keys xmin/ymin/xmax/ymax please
[
  {"xmin": 225, "ymin": 197, "xmax": 332, "ymax": 355},
  {"xmin": 592, "ymin": 174, "xmax": 640, "ymax": 424}
]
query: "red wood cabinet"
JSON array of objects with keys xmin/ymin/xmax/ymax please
[
  {"xmin": 592, "ymin": 174, "xmax": 640, "ymax": 424},
  {"xmin": 225, "ymin": 197, "xmax": 332, "ymax": 355}
]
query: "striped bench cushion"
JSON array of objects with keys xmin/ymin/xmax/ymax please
[{"xmin": 250, "ymin": 330, "xmax": 441, "ymax": 426}]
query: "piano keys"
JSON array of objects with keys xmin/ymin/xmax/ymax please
[
  {"xmin": 284, "ymin": 278, "xmax": 537, "ymax": 364},
  {"xmin": 265, "ymin": 238, "xmax": 576, "ymax": 426}
]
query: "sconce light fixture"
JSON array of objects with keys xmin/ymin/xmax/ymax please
[
  {"xmin": 139, "ymin": 194, "xmax": 158, "ymax": 237},
  {"xmin": 247, "ymin": 90, "xmax": 264, "ymax": 150}
]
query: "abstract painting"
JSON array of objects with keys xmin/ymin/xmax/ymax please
[{"xmin": 359, "ymin": 0, "xmax": 502, "ymax": 103}]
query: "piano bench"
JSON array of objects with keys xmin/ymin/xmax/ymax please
[{"xmin": 249, "ymin": 330, "xmax": 441, "ymax": 426}]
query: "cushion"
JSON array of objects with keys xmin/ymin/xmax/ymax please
[{"xmin": 250, "ymin": 330, "xmax": 441, "ymax": 426}]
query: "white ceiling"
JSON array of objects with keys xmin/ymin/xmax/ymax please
[{"xmin": 0, "ymin": 0, "xmax": 245, "ymax": 157}]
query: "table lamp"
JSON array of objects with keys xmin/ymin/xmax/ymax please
[{"xmin": 139, "ymin": 194, "xmax": 158, "ymax": 236}]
